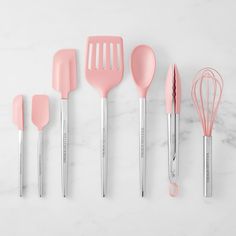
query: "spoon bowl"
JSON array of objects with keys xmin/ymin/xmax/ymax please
[{"xmin": 131, "ymin": 45, "xmax": 156, "ymax": 97}]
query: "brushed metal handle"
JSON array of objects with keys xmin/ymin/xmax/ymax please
[
  {"xmin": 203, "ymin": 136, "xmax": 212, "ymax": 197},
  {"xmin": 61, "ymin": 99, "xmax": 68, "ymax": 197},
  {"xmin": 139, "ymin": 98, "xmax": 146, "ymax": 197},
  {"xmin": 101, "ymin": 98, "xmax": 108, "ymax": 197}
]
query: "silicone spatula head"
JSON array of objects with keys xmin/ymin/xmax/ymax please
[
  {"xmin": 53, "ymin": 49, "xmax": 77, "ymax": 99},
  {"xmin": 13, "ymin": 95, "xmax": 24, "ymax": 130},
  {"xmin": 32, "ymin": 95, "xmax": 49, "ymax": 130},
  {"xmin": 131, "ymin": 45, "xmax": 156, "ymax": 97}
]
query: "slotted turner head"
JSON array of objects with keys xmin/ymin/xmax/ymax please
[{"xmin": 85, "ymin": 36, "xmax": 124, "ymax": 97}]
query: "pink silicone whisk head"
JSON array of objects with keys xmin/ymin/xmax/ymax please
[{"xmin": 191, "ymin": 68, "xmax": 223, "ymax": 136}]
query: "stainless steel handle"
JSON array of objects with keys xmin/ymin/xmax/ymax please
[
  {"xmin": 101, "ymin": 98, "xmax": 108, "ymax": 197},
  {"xmin": 167, "ymin": 114, "xmax": 179, "ymax": 185},
  {"xmin": 203, "ymin": 136, "xmax": 212, "ymax": 197},
  {"xmin": 61, "ymin": 99, "xmax": 68, "ymax": 197},
  {"xmin": 19, "ymin": 130, "xmax": 24, "ymax": 197},
  {"xmin": 139, "ymin": 98, "xmax": 146, "ymax": 197},
  {"xmin": 37, "ymin": 130, "xmax": 43, "ymax": 197}
]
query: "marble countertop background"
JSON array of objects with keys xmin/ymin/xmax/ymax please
[{"xmin": 0, "ymin": 0, "xmax": 235, "ymax": 235}]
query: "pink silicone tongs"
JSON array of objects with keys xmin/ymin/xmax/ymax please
[{"xmin": 165, "ymin": 64, "xmax": 181, "ymax": 197}]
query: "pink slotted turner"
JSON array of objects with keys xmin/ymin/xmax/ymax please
[{"xmin": 85, "ymin": 36, "xmax": 124, "ymax": 197}]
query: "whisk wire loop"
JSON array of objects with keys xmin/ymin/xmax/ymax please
[{"xmin": 191, "ymin": 68, "xmax": 223, "ymax": 136}]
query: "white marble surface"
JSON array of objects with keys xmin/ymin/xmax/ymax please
[{"xmin": 0, "ymin": 0, "xmax": 235, "ymax": 235}]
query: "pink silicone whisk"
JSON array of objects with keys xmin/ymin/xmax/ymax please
[{"xmin": 191, "ymin": 68, "xmax": 223, "ymax": 197}]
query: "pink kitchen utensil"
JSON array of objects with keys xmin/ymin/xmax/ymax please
[
  {"xmin": 32, "ymin": 95, "xmax": 49, "ymax": 197},
  {"xmin": 85, "ymin": 36, "xmax": 124, "ymax": 197},
  {"xmin": 192, "ymin": 68, "xmax": 223, "ymax": 197},
  {"xmin": 165, "ymin": 64, "xmax": 181, "ymax": 197},
  {"xmin": 13, "ymin": 95, "xmax": 24, "ymax": 197},
  {"xmin": 53, "ymin": 49, "xmax": 77, "ymax": 197},
  {"xmin": 131, "ymin": 45, "xmax": 156, "ymax": 197}
]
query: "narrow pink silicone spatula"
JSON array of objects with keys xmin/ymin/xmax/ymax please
[
  {"xmin": 85, "ymin": 36, "xmax": 124, "ymax": 197},
  {"xmin": 131, "ymin": 45, "xmax": 156, "ymax": 197},
  {"xmin": 53, "ymin": 49, "xmax": 77, "ymax": 197},
  {"xmin": 32, "ymin": 95, "xmax": 49, "ymax": 197},
  {"xmin": 13, "ymin": 95, "xmax": 24, "ymax": 197}
]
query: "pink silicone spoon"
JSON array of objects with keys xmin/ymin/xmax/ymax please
[
  {"xmin": 13, "ymin": 95, "xmax": 24, "ymax": 197},
  {"xmin": 53, "ymin": 49, "xmax": 77, "ymax": 197},
  {"xmin": 131, "ymin": 45, "xmax": 156, "ymax": 197},
  {"xmin": 85, "ymin": 36, "xmax": 124, "ymax": 197},
  {"xmin": 32, "ymin": 95, "xmax": 49, "ymax": 197}
]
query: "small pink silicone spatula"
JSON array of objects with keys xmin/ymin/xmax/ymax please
[
  {"xmin": 32, "ymin": 95, "xmax": 49, "ymax": 197},
  {"xmin": 131, "ymin": 45, "xmax": 156, "ymax": 197},
  {"xmin": 53, "ymin": 49, "xmax": 77, "ymax": 197},
  {"xmin": 13, "ymin": 95, "xmax": 24, "ymax": 197},
  {"xmin": 165, "ymin": 64, "xmax": 181, "ymax": 197},
  {"xmin": 85, "ymin": 36, "xmax": 124, "ymax": 197}
]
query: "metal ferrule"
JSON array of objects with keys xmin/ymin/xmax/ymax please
[
  {"xmin": 203, "ymin": 136, "xmax": 212, "ymax": 197},
  {"xmin": 167, "ymin": 113, "xmax": 179, "ymax": 184}
]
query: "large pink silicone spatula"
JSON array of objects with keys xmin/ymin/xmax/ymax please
[
  {"xmin": 32, "ymin": 95, "xmax": 49, "ymax": 197},
  {"xmin": 13, "ymin": 95, "xmax": 24, "ymax": 197},
  {"xmin": 131, "ymin": 45, "xmax": 156, "ymax": 197},
  {"xmin": 85, "ymin": 36, "xmax": 124, "ymax": 197},
  {"xmin": 53, "ymin": 49, "xmax": 77, "ymax": 197}
]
